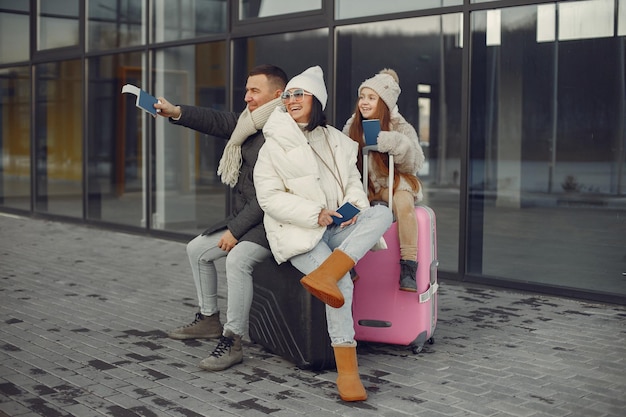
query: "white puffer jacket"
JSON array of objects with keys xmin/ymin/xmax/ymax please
[
  {"xmin": 254, "ymin": 107, "xmax": 371, "ymax": 264},
  {"xmin": 342, "ymin": 108, "xmax": 425, "ymax": 201}
]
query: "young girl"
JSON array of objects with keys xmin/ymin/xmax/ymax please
[{"xmin": 343, "ymin": 69, "xmax": 425, "ymax": 291}]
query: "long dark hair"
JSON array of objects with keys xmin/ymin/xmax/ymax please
[{"xmin": 304, "ymin": 97, "xmax": 327, "ymax": 132}]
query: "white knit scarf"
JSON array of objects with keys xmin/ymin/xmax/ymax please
[{"xmin": 217, "ymin": 97, "xmax": 281, "ymax": 187}]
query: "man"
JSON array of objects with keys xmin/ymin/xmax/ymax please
[{"xmin": 155, "ymin": 64, "xmax": 288, "ymax": 371}]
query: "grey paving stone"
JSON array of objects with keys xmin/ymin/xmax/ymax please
[{"xmin": 1, "ymin": 214, "xmax": 625, "ymax": 417}]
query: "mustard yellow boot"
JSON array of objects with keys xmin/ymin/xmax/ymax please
[
  {"xmin": 332, "ymin": 342, "xmax": 368, "ymax": 402},
  {"xmin": 300, "ymin": 249, "xmax": 354, "ymax": 308}
]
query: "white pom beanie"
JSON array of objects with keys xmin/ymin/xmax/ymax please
[
  {"xmin": 358, "ymin": 68, "xmax": 401, "ymax": 111},
  {"xmin": 285, "ymin": 65, "xmax": 328, "ymax": 110}
]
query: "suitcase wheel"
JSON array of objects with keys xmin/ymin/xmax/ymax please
[{"xmin": 410, "ymin": 337, "xmax": 434, "ymax": 354}]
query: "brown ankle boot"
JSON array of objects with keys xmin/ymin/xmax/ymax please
[
  {"xmin": 300, "ymin": 249, "xmax": 354, "ymax": 308},
  {"xmin": 332, "ymin": 343, "xmax": 367, "ymax": 402}
]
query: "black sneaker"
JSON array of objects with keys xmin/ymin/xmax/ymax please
[{"xmin": 399, "ymin": 260, "xmax": 418, "ymax": 292}]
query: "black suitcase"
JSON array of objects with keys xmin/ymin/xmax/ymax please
[{"xmin": 249, "ymin": 258, "xmax": 335, "ymax": 370}]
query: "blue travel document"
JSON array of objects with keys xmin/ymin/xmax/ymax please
[
  {"xmin": 332, "ymin": 202, "xmax": 360, "ymax": 225},
  {"xmin": 362, "ymin": 119, "xmax": 381, "ymax": 146},
  {"xmin": 122, "ymin": 84, "xmax": 159, "ymax": 117}
]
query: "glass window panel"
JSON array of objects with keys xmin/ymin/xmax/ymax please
[
  {"xmin": 232, "ymin": 29, "xmax": 329, "ymax": 101},
  {"xmin": 617, "ymin": 0, "xmax": 626, "ymax": 36},
  {"xmin": 87, "ymin": 52, "xmax": 147, "ymax": 226},
  {"xmin": 87, "ymin": 0, "xmax": 144, "ymax": 51},
  {"xmin": 336, "ymin": 0, "xmax": 461, "ymax": 20},
  {"xmin": 153, "ymin": 0, "xmax": 226, "ymax": 42},
  {"xmin": 469, "ymin": 5, "xmax": 626, "ymax": 298},
  {"xmin": 38, "ymin": 0, "xmax": 79, "ymax": 50},
  {"xmin": 239, "ymin": 0, "xmax": 321, "ymax": 19},
  {"xmin": 34, "ymin": 61, "xmax": 83, "ymax": 218},
  {"xmin": 336, "ymin": 15, "xmax": 464, "ymax": 273},
  {"xmin": 0, "ymin": 67, "xmax": 31, "ymax": 211},
  {"xmin": 152, "ymin": 43, "xmax": 227, "ymax": 234},
  {"xmin": 486, "ymin": 9, "xmax": 501, "ymax": 46},
  {"xmin": 0, "ymin": 4, "xmax": 29, "ymax": 64},
  {"xmin": 537, "ymin": 4, "xmax": 556, "ymax": 43},
  {"xmin": 559, "ymin": 0, "xmax": 614, "ymax": 41}
]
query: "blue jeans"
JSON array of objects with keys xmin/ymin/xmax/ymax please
[
  {"xmin": 289, "ymin": 204, "xmax": 393, "ymax": 345},
  {"xmin": 186, "ymin": 233, "xmax": 271, "ymax": 337}
]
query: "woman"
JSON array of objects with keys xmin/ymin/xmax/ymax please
[
  {"xmin": 343, "ymin": 69, "xmax": 425, "ymax": 291},
  {"xmin": 254, "ymin": 66, "xmax": 392, "ymax": 402}
]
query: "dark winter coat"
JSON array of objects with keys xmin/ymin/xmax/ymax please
[{"xmin": 171, "ymin": 105, "xmax": 269, "ymax": 249}]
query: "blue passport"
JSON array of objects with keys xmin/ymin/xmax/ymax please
[
  {"xmin": 332, "ymin": 202, "xmax": 360, "ymax": 225},
  {"xmin": 362, "ymin": 119, "xmax": 381, "ymax": 146},
  {"xmin": 122, "ymin": 84, "xmax": 159, "ymax": 117}
]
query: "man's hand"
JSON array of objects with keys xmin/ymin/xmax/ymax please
[
  {"xmin": 218, "ymin": 229, "xmax": 238, "ymax": 252},
  {"xmin": 154, "ymin": 97, "xmax": 181, "ymax": 119}
]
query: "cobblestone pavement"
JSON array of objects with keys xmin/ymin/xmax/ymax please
[{"xmin": 1, "ymin": 213, "xmax": 625, "ymax": 417}]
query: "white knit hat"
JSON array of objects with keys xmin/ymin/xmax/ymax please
[
  {"xmin": 358, "ymin": 68, "xmax": 401, "ymax": 111},
  {"xmin": 285, "ymin": 66, "xmax": 328, "ymax": 110}
]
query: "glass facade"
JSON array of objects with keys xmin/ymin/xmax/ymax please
[
  {"xmin": 335, "ymin": 15, "xmax": 464, "ymax": 273},
  {"xmin": 153, "ymin": 43, "xmax": 227, "ymax": 233},
  {"xmin": 469, "ymin": 3, "xmax": 625, "ymax": 297},
  {"xmin": 336, "ymin": 0, "xmax": 462, "ymax": 20},
  {"xmin": 87, "ymin": 0, "xmax": 145, "ymax": 51},
  {"xmin": 87, "ymin": 52, "xmax": 146, "ymax": 226},
  {"xmin": 152, "ymin": 0, "xmax": 227, "ymax": 41},
  {"xmin": 0, "ymin": 67, "xmax": 30, "ymax": 210},
  {"xmin": 0, "ymin": 0, "xmax": 624, "ymax": 305},
  {"xmin": 38, "ymin": 0, "xmax": 80, "ymax": 50},
  {"xmin": 34, "ymin": 60, "xmax": 84, "ymax": 218},
  {"xmin": 239, "ymin": 0, "xmax": 322, "ymax": 19},
  {"xmin": 0, "ymin": 2, "xmax": 29, "ymax": 64}
]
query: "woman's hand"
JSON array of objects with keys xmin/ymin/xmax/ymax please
[
  {"xmin": 318, "ymin": 208, "xmax": 338, "ymax": 227},
  {"xmin": 317, "ymin": 208, "xmax": 358, "ymax": 228}
]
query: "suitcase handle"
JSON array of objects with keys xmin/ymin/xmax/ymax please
[{"xmin": 362, "ymin": 145, "xmax": 394, "ymax": 212}]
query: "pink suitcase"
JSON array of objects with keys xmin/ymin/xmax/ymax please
[{"xmin": 352, "ymin": 149, "xmax": 439, "ymax": 353}]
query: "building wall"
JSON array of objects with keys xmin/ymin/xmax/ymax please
[{"xmin": 0, "ymin": 0, "xmax": 624, "ymax": 304}]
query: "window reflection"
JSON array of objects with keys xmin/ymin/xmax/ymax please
[
  {"xmin": 38, "ymin": 0, "xmax": 79, "ymax": 50},
  {"xmin": 336, "ymin": 15, "xmax": 464, "ymax": 273},
  {"xmin": 239, "ymin": 0, "xmax": 321, "ymax": 19},
  {"xmin": 620, "ymin": 0, "xmax": 626, "ymax": 36},
  {"xmin": 153, "ymin": 0, "xmax": 227, "ymax": 42},
  {"xmin": 335, "ymin": 0, "xmax": 461, "ymax": 20},
  {"xmin": 559, "ymin": 0, "xmax": 614, "ymax": 40},
  {"xmin": 232, "ymin": 29, "xmax": 328, "ymax": 99},
  {"xmin": 87, "ymin": 0, "xmax": 144, "ymax": 51},
  {"xmin": 0, "ymin": 4, "xmax": 30, "ymax": 64},
  {"xmin": 469, "ymin": 5, "xmax": 626, "ymax": 296},
  {"xmin": 152, "ymin": 43, "xmax": 227, "ymax": 233},
  {"xmin": 87, "ymin": 53, "xmax": 146, "ymax": 226},
  {"xmin": 35, "ymin": 61, "xmax": 83, "ymax": 218},
  {"xmin": 0, "ymin": 67, "xmax": 31, "ymax": 210}
]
